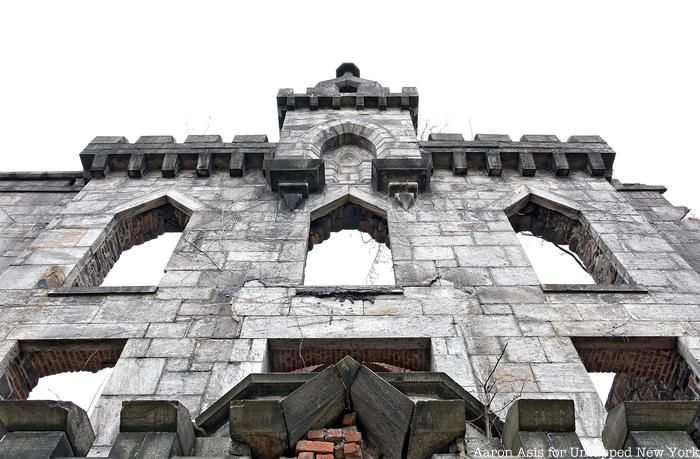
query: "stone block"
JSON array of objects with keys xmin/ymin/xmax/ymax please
[
  {"xmin": 406, "ymin": 400, "xmax": 466, "ymax": 458},
  {"xmin": 230, "ymin": 399, "xmax": 288, "ymax": 458},
  {"xmin": 127, "ymin": 153, "xmax": 147, "ymax": 178},
  {"xmin": 518, "ymin": 151, "xmax": 536, "ymax": 177},
  {"xmin": 550, "ymin": 151, "xmax": 570, "ymax": 176},
  {"xmin": 0, "ymin": 431, "xmax": 74, "ymax": 459},
  {"xmin": 229, "ymin": 151, "xmax": 246, "ymax": 177},
  {"xmin": 0, "ymin": 400, "xmax": 95, "ymax": 456},
  {"xmin": 103, "ymin": 358, "xmax": 166, "ymax": 395},
  {"xmin": 162, "ymin": 153, "xmax": 181, "ymax": 178},
  {"xmin": 485, "ymin": 150, "xmax": 502, "ymax": 176},
  {"xmin": 603, "ymin": 401, "xmax": 700, "ymax": 451},
  {"xmin": 119, "ymin": 400, "xmax": 195, "ymax": 455},
  {"xmin": 196, "ymin": 153, "xmax": 213, "ymax": 177},
  {"xmin": 281, "ymin": 364, "xmax": 345, "ymax": 444},
  {"xmin": 350, "ymin": 366, "xmax": 414, "ymax": 457}
]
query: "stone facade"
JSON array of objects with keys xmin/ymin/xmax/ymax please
[{"xmin": 1, "ymin": 64, "xmax": 700, "ymax": 458}]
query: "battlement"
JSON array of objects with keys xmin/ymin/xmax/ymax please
[{"xmin": 79, "ymin": 131, "xmax": 615, "ymax": 180}]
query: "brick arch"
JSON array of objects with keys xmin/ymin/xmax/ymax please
[{"xmin": 297, "ymin": 120, "xmax": 397, "ymax": 159}]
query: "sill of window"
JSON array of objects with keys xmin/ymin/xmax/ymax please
[
  {"xmin": 541, "ymin": 284, "xmax": 648, "ymax": 294},
  {"xmin": 47, "ymin": 286, "xmax": 159, "ymax": 296},
  {"xmin": 295, "ymin": 285, "xmax": 403, "ymax": 297}
]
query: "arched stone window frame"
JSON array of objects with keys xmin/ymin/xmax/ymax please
[
  {"xmin": 303, "ymin": 187, "xmax": 394, "ymax": 286},
  {"xmin": 62, "ymin": 189, "xmax": 205, "ymax": 289},
  {"xmin": 490, "ymin": 185, "xmax": 644, "ymax": 290}
]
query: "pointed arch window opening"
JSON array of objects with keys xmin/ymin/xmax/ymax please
[
  {"xmin": 303, "ymin": 201, "xmax": 395, "ymax": 286},
  {"xmin": 72, "ymin": 200, "xmax": 192, "ymax": 287},
  {"xmin": 507, "ymin": 197, "xmax": 626, "ymax": 285}
]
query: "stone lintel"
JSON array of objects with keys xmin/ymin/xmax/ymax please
[{"xmin": 47, "ymin": 286, "xmax": 158, "ymax": 296}]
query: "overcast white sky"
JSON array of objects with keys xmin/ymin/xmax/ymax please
[
  {"xmin": 3, "ymin": 0, "xmax": 695, "ymax": 422},
  {"xmin": 0, "ymin": 1, "xmax": 698, "ymax": 212}
]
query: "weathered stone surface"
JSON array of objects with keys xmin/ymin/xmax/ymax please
[
  {"xmin": 1, "ymin": 64, "xmax": 700, "ymax": 458},
  {"xmin": 351, "ymin": 366, "xmax": 415, "ymax": 457},
  {"xmin": 0, "ymin": 400, "xmax": 95, "ymax": 456}
]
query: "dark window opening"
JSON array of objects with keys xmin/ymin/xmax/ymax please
[
  {"xmin": 507, "ymin": 198, "xmax": 624, "ymax": 284},
  {"xmin": 304, "ymin": 201, "xmax": 394, "ymax": 285},
  {"xmin": 268, "ymin": 338, "xmax": 431, "ymax": 373},
  {"xmin": 0, "ymin": 340, "xmax": 126, "ymax": 413},
  {"xmin": 73, "ymin": 201, "xmax": 190, "ymax": 287}
]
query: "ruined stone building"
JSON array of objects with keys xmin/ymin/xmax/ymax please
[{"xmin": 1, "ymin": 63, "xmax": 700, "ymax": 458}]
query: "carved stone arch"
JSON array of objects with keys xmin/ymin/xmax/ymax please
[
  {"xmin": 67, "ymin": 189, "xmax": 204, "ymax": 287},
  {"xmin": 491, "ymin": 186, "xmax": 629, "ymax": 285},
  {"xmin": 306, "ymin": 186, "xmax": 390, "ymax": 247},
  {"xmin": 298, "ymin": 119, "xmax": 397, "ymax": 159},
  {"xmin": 492, "ymin": 185, "xmax": 581, "ymax": 219}
]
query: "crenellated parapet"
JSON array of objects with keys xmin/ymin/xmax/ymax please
[
  {"xmin": 422, "ymin": 133, "xmax": 616, "ymax": 178},
  {"xmin": 79, "ymin": 134, "xmax": 274, "ymax": 179},
  {"xmin": 276, "ymin": 62, "xmax": 419, "ymax": 131}
]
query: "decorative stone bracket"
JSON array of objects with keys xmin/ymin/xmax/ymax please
[
  {"xmin": 264, "ymin": 158, "xmax": 325, "ymax": 210},
  {"xmin": 388, "ymin": 181, "xmax": 419, "ymax": 210},
  {"xmin": 372, "ymin": 157, "xmax": 432, "ymax": 193}
]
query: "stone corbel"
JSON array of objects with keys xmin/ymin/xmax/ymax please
[
  {"xmin": 264, "ymin": 158, "xmax": 325, "ymax": 210},
  {"xmin": 388, "ymin": 181, "xmax": 418, "ymax": 210}
]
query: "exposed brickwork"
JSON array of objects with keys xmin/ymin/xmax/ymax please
[
  {"xmin": 268, "ymin": 339, "xmax": 430, "ymax": 372},
  {"xmin": 290, "ymin": 409, "xmax": 366, "ymax": 459},
  {"xmin": 0, "ymin": 340, "xmax": 125, "ymax": 400},
  {"xmin": 509, "ymin": 202, "xmax": 625, "ymax": 284},
  {"xmin": 308, "ymin": 202, "xmax": 388, "ymax": 249},
  {"xmin": 572, "ymin": 337, "xmax": 699, "ymax": 407},
  {"xmin": 73, "ymin": 203, "xmax": 189, "ymax": 286}
]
